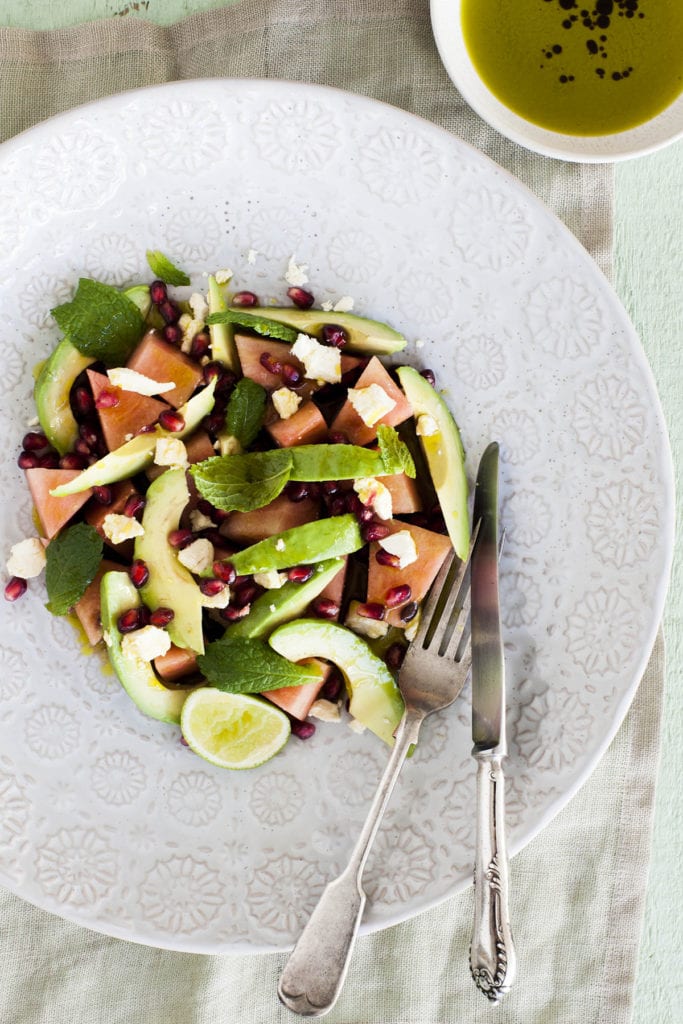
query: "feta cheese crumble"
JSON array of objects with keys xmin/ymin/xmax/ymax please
[
  {"xmin": 154, "ymin": 438, "xmax": 189, "ymax": 469},
  {"xmin": 189, "ymin": 509, "xmax": 215, "ymax": 532},
  {"xmin": 347, "ymin": 718, "xmax": 367, "ymax": 734},
  {"xmin": 200, "ymin": 587, "xmax": 231, "ymax": 609},
  {"xmin": 6, "ymin": 537, "xmax": 46, "ymax": 578},
  {"xmin": 253, "ymin": 570, "xmax": 287, "ymax": 590},
  {"xmin": 378, "ymin": 530, "xmax": 418, "ymax": 568},
  {"xmin": 177, "ymin": 538, "xmax": 214, "ymax": 575},
  {"xmin": 246, "ymin": 249, "xmax": 259, "ymax": 265},
  {"xmin": 214, "ymin": 268, "xmax": 233, "ymax": 285},
  {"xmin": 272, "ymin": 387, "xmax": 302, "ymax": 420},
  {"xmin": 285, "ymin": 255, "xmax": 309, "ymax": 287},
  {"xmin": 321, "ymin": 297, "xmax": 354, "ymax": 313},
  {"xmin": 346, "ymin": 383, "xmax": 396, "ymax": 427},
  {"xmin": 178, "ymin": 313, "xmax": 204, "ymax": 353},
  {"xmin": 121, "ymin": 625, "xmax": 171, "ymax": 663},
  {"xmin": 189, "ymin": 292, "xmax": 209, "ymax": 323},
  {"xmin": 353, "ymin": 477, "xmax": 393, "ymax": 520},
  {"xmin": 416, "ymin": 414, "xmax": 439, "ymax": 437},
  {"xmin": 290, "ymin": 333, "xmax": 341, "ymax": 384},
  {"xmin": 108, "ymin": 367, "xmax": 174, "ymax": 396},
  {"xmin": 309, "ymin": 699, "xmax": 342, "ymax": 723},
  {"xmin": 102, "ymin": 514, "xmax": 145, "ymax": 545}
]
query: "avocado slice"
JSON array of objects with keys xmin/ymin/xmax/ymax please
[
  {"xmin": 34, "ymin": 285, "xmax": 152, "ymax": 456},
  {"xmin": 396, "ymin": 366, "xmax": 469, "ymax": 561},
  {"xmin": 49, "ymin": 378, "xmax": 216, "ymax": 497},
  {"xmin": 224, "ymin": 557, "xmax": 346, "ymax": 639},
  {"xmin": 100, "ymin": 570, "xmax": 195, "ymax": 724},
  {"xmin": 225, "ymin": 515, "xmax": 362, "ymax": 576},
  {"xmin": 207, "ymin": 275, "xmax": 239, "ymax": 372},
  {"xmin": 226, "ymin": 307, "xmax": 407, "ymax": 355},
  {"xmin": 269, "ymin": 619, "xmax": 404, "ymax": 746},
  {"xmin": 135, "ymin": 468, "xmax": 206, "ymax": 655}
]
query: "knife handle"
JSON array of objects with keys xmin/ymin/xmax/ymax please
[{"xmin": 470, "ymin": 750, "xmax": 516, "ymax": 1002}]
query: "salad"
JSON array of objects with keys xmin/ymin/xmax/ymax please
[{"xmin": 4, "ymin": 252, "xmax": 469, "ymax": 770}]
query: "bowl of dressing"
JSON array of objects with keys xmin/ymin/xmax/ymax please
[{"xmin": 430, "ymin": 0, "xmax": 683, "ymax": 161}]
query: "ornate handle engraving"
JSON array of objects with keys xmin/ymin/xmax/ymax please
[{"xmin": 470, "ymin": 752, "xmax": 516, "ymax": 1002}]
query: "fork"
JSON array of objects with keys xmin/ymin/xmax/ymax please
[{"xmin": 277, "ymin": 532, "xmax": 478, "ymax": 1017}]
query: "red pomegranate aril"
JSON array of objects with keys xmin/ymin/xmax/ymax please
[
  {"xmin": 321, "ymin": 670, "xmax": 344, "ymax": 701},
  {"xmin": 72, "ymin": 386, "xmax": 94, "ymax": 417},
  {"xmin": 123, "ymin": 494, "xmax": 145, "ymax": 519},
  {"xmin": 117, "ymin": 608, "xmax": 141, "ymax": 633},
  {"xmin": 361, "ymin": 522, "xmax": 390, "ymax": 543},
  {"xmin": 287, "ymin": 286, "xmax": 314, "ymax": 309},
  {"xmin": 356, "ymin": 505, "xmax": 374, "ymax": 524},
  {"xmin": 287, "ymin": 566, "xmax": 315, "ymax": 584},
  {"xmin": 322, "ymin": 324, "xmax": 348, "ymax": 349},
  {"xmin": 202, "ymin": 361, "xmax": 224, "ymax": 385},
  {"xmin": 311, "ymin": 597, "xmax": 340, "ymax": 620},
  {"xmin": 129, "ymin": 559, "xmax": 150, "ymax": 588},
  {"xmin": 385, "ymin": 584, "xmax": 412, "ymax": 608},
  {"xmin": 136, "ymin": 423, "xmax": 157, "ymax": 435},
  {"xmin": 220, "ymin": 604, "xmax": 251, "ymax": 622},
  {"xmin": 357, "ymin": 602, "xmax": 386, "ymax": 621},
  {"xmin": 291, "ymin": 720, "xmax": 316, "ymax": 740},
  {"xmin": 327, "ymin": 496, "xmax": 347, "ymax": 517},
  {"xmin": 385, "ymin": 642, "xmax": 407, "ymax": 670},
  {"xmin": 73, "ymin": 439, "xmax": 93, "ymax": 457},
  {"xmin": 17, "ymin": 451, "xmax": 39, "ymax": 469},
  {"xmin": 345, "ymin": 493, "xmax": 363, "ymax": 515},
  {"xmin": 190, "ymin": 332, "xmax": 211, "ymax": 360},
  {"xmin": 420, "ymin": 368, "xmax": 436, "ymax": 386},
  {"xmin": 92, "ymin": 485, "xmax": 113, "ymax": 506},
  {"xmin": 22, "ymin": 431, "xmax": 49, "ymax": 451},
  {"xmin": 168, "ymin": 528, "xmax": 194, "ymax": 549},
  {"xmin": 321, "ymin": 481, "xmax": 339, "ymax": 496},
  {"xmin": 233, "ymin": 581, "xmax": 260, "ymax": 607},
  {"xmin": 199, "ymin": 578, "xmax": 226, "ymax": 597},
  {"xmin": 400, "ymin": 600, "xmax": 419, "ymax": 623},
  {"xmin": 232, "ymin": 290, "xmax": 258, "ymax": 307},
  {"xmin": 4, "ymin": 576, "xmax": 27, "ymax": 602},
  {"xmin": 285, "ymin": 481, "xmax": 309, "ymax": 503},
  {"xmin": 95, "ymin": 389, "xmax": 120, "ymax": 410},
  {"xmin": 376, "ymin": 549, "xmax": 400, "ymax": 568},
  {"xmin": 58, "ymin": 452, "xmax": 87, "ymax": 470},
  {"xmin": 158, "ymin": 409, "xmax": 185, "ymax": 432},
  {"xmin": 328, "ymin": 431, "xmax": 349, "ymax": 444},
  {"xmin": 150, "ymin": 607, "xmax": 175, "ymax": 627},
  {"xmin": 158, "ymin": 299, "xmax": 181, "ymax": 324},
  {"xmin": 281, "ymin": 362, "xmax": 303, "ymax": 386},
  {"xmin": 213, "ymin": 560, "xmax": 236, "ymax": 584},
  {"xmin": 259, "ymin": 352, "xmax": 282, "ymax": 376},
  {"xmin": 150, "ymin": 280, "xmax": 167, "ymax": 305},
  {"xmin": 79, "ymin": 421, "xmax": 101, "ymax": 445},
  {"xmin": 163, "ymin": 324, "xmax": 183, "ymax": 345},
  {"xmin": 205, "ymin": 410, "xmax": 226, "ymax": 436},
  {"xmin": 38, "ymin": 453, "xmax": 60, "ymax": 469}
]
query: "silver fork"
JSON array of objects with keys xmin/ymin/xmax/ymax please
[{"xmin": 277, "ymin": 532, "xmax": 478, "ymax": 1017}]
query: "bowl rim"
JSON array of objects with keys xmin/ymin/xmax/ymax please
[{"xmin": 430, "ymin": 0, "xmax": 683, "ymax": 163}]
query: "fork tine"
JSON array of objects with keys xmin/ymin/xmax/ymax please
[
  {"xmin": 428, "ymin": 556, "xmax": 470, "ymax": 653},
  {"xmin": 414, "ymin": 520, "xmax": 481, "ymax": 650}
]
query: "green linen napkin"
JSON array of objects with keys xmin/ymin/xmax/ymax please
[{"xmin": 0, "ymin": 3, "xmax": 663, "ymax": 1023}]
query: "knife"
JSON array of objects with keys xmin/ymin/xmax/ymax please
[{"xmin": 469, "ymin": 441, "xmax": 516, "ymax": 1002}]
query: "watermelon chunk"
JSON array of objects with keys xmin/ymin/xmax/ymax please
[
  {"xmin": 126, "ymin": 330, "xmax": 202, "ymax": 408},
  {"xmin": 366, "ymin": 519, "xmax": 452, "ymax": 626},
  {"xmin": 73, "ymin": 558, "xmax": 121, "ymax": 646},
  {"xmin": 87, "ymin": 369, "xmax": 168, "ymax": 452},
  {"xmin": 330, "ymin": 355, "xmax": 412, "ymax": 445},
  {"xmin": 265, "ymin": 658, "xmax": 331, "ymax": 721},
  {"xmin": 219, "ymin": 492, "xmax": 319, "ymax": 546},
  {"xmin": 266, "ymin": 401, "xmax": 329, "ymax": 448},
  {"xmin": 26, "ymin": 468, "xmax": 93, "ymax": 539}
]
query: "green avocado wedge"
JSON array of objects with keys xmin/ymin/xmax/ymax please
[
  {"xmin": 207, "ymin": 275, "xmax": 239, "ymax": 372},
  {"xmin": 222, "ymin": 516, "xmax": 363, "ymax": 577},
  {"xmin": 269, "ymin": 619, "xmax": 404, "ymax": 746},
  {"xmin": 49, "ymin": 379, "xmax": 216, "ymax": 497},
  {"xmin": 224, "ymin": 307, "xmax": 407, "ymax": 355},
  {"xmin": 100, "ymin": 570, "xmax": 195, "ymax": 724},
  {"xmin": 396, "ymin": 366, "xmax": 469, "ymax": 561},
  {"xmin": 135, "ymin": 469, "xmax": 206, "ymax": 655}
]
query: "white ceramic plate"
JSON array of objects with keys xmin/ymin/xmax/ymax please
[
  {"xmin": 0, "ymin": 80, "xmax": 673, "ymax": 953},
  {"xmin": 430, "ymin": 0, "xmax": 683, "ymax": 162}
]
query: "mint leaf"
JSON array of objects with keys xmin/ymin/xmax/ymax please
[
  {"xmin": 190, "ymin": 450, "xmax": 292, "ymax": 512},
  {"xmin": 198, "ymin": 637, "xmax": 321, "ymax": 693},
  {"xmin": 51, "ymin": 278, "xmax": 144, "ymax": 366},
  {"xmin": 206, "ymin": 309, "xmax": 298, "ymax": 343},
  {"xmin": 377, "ymin": 425, "xmax": 416, "ymax": 477},
  {"xmin": 225, "ymin": 378, "xmax": 267, "ymax": 448},
  {"xmin": 146, "ymin": 250, "xmax": 191, "ymax": 287},
  {"xmin": 45, "ymin": 523, "xmax": 103, "ymax": 616}
]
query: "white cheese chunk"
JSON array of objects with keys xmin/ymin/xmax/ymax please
[
  {"xmin": 353, "ymin": 477, "xmax": 393, "ymax": 521},
  {"xmin": 6, "ymin": 537, "xmax": 46, "ymax": 579},
  {"xmin": 378, "ymin": 530, "xmax": 418, "ymax": 568},
  {"xmin": 345, "ymin": 601, "xmax": 389, "ymax": 640},
  {"xmin": 247, "ymin": 249, "xmax": 259, "ymax": 264},
  {"xmin": 285, "ymin": 255, "xmax": 309, "ymax": 286},
  {"xmin": 189, "ymin": 509, "xmax": 215, "ymax": 532},
  {"xmin": 333, "ymin": 295, "xmax": 354, "ymax": 312},
  {"xmin": 309, "ymin": 699, "xmax": 342, "ymax": 723},
  {"xmin": 347, "ymin": 717, "xmax": 367, "ymax": 734},
  {"xmin": 253, "ymin": 570, "xmax": 287, "ymax": 590},
  {"xmin": 154, "ymin": 437, "xmax": 189, "ymax": 469},
  {"xmin": 177, "ymin": 538, "xmax": 214, "ymax": 575},
  {"xmin": 178, "ymin": 314, "xmax": 204, "ymax": 353},
  {"xmin": 272, "ymin": 387, "xmax": 302, "ymax": 420},
  {"xmin": 200, "ymin": 586, "xmax": 231, "ymax": 609},
  {"xmin": 346, "ymin": 383, "xmax": 396, "ymax": 427},
  {"xmin": 290, "ymin": 332, "xmax": 341, "ymax": 384},
  {"xmin": 102, "ymin": 513, "xmax": 145, "ymax": 545},
  {"xmin": 214, "ymin": 268, "xmax": 233, "ymax": 285},
  {"xmin": 107, "ymin": 367, "xmax": 174, "ymax": 396},
  {"xmin": 416, "ymin": 414, "xmax": 439, "ymax": 437},
  {"xmin": 121, "ymin": 625, "xmax": 172, "ymax": 663},
  {"xmin": 189, "ymin": 291, "xmax": 209, "ymax": 323}
]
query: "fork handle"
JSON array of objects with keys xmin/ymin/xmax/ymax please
[
  {"xmin": 470, "ymin": 750, "xmax": 516, "ymax": 1003},
  {"xmin": 278, "ymin": 709, "xmax": 423, "ymax": 1017}
]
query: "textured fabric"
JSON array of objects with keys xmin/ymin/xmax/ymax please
[{"xmin": 0, "ymin": 3, "xmax": 664, "ymax": 1023}]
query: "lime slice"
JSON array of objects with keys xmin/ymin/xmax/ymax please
[{"xmin": 180, "ymin": 689, "xmax": 290, "ymax": 770}]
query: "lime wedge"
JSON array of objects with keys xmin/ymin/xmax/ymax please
[{"xmin": 180, "ymin": 689, "xmax": 290, "ymax": 770}]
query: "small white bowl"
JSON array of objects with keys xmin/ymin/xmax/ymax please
[{"xmin": 430, "ymin": 0, "xmax": 683, "ymax": 162}]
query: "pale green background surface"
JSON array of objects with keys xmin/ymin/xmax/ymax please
[{"xmin": 0, "ymin": 2, "xmax": 680, "ymax": 1022}]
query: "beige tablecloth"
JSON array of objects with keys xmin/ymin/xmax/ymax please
[{"xmin": 0, "ymin": 3, "xmax": 663, "ymax": 1022}]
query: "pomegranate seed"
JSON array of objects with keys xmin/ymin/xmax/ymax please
[
  {"xmin": 233, "ymin": 581, "xmax": 260, "ymax": 607},
  {"xmin": 327, "ymin": 496, "xmax": 347, "ymax": 517},
  {"xmin": 199, "ymin": 529, "xmax": 226, "ymax": 548},
  {"xmin": 4, "ymin": 576, "xmax": 27, "ymax": 602},
  {"xmin": 322, "ymin": 324, "xmax": 348, "ymax": 349},
  {"xmin": 328, "ymin": 431, "xmax": 349, "ymax": 444},
  {"xmin": 190, "ymin": 332, "xmax": 211, "ymax": 360},
  {"xmin": 129, "ymin": 560, "xmax": 150, "ymax": 588},
  {"xmin": 213, "ymin": 561, "xmax": 236, "ymax": 584},
  {"xmin": 400, "ymin": 601, "xmax": 419, "ymax": 623},
  {"xmin": 287, "ymin": 286, "xmax": 314, "ymax": 309},
  {"xmin": 93, "ymin": 485, "xmax": 113, "ymax": 506},
  {"xmin": 386, "ymin": 584, "xmax": 412, "ymax": 608},
  {"xmin": 362, "ymin": 522, "xmax": 390, "ymax": 542},
  {"xmin": 385, "ymin": 642, "xmax": 407, "ymax": 670},
  {"xmin": 345, "ymin": 493, "xmax": 363, "ymax": 515},
  {"xmin": 311, "ymin": 597, "xmax": 339, "ymax": 620},
  {"xmin": 376, "ymin": 549, "xmax": 400, "ymax": 568},
  {"xmin": 159, "ymin": 299, "xmax": 180, "ymax": 324},
  {"xmin": 58, "ymin": 453, "xmax": 87, "ymax": 470},
  {"xmin": 259, "ymin": 352, "xmax": 282, "ymax": 376},
  {"xmin": 74, "ymin": 439, "xmax": 93, "ymax": 457},
  {"xmin": 220, "ymin": 604, "xmax": 250, "ymax": 622},
  {"xmin": 117, "ymin": 608, "xmax": 141, "ymax": 633},
  {"xmin": 158, "ymin": 409, "xmax": 185, "ymax": 432},
  {"xmin": 291, "ymin": 720, "xmax": 316, "ymax": 740},
  {"xmin": 38, "ymin": 453, "xmax": 60, "ymax": 469},
  {"xmin": 123, "ymin": 494, "xmax": 145, "ymax": 519},
  {"xmin": 321, "ymin": 670, "xmax": 344, "ymax": 700},
  {"xmin": 420, "ymin": 368, "xmax": 436, "ymax": 386},
  {"xmin": 136, "ymin": 423, "xmax": 157, "ymax": 435},
  {"xmin": 150, "ymin": 607, "xmax": 175, "ymax": 627},
  {"xmin": 95, "ymin": 389, "xmax": 120, "ymax": 410},
  {"xmin": 287, "ymin": 566, "xmax": 314, "ymax": 584},
  {"xmin": 22, "ymin": 431, "xmax": 49, "ymax": 451},
  {"xmin": 79, "ymin": 422, "xmax": 101, "ymax": 446},
  {"xmin": 205, "ymin": 410, "xmax": 226, "ymax": 435},
  {"xmin": 17, "ymin": 451, "xmax": 39, "ymax": 469},
  {"xmin": 321, "ymin": 481, "xmax": 339, "ymax": 496},
  {"xmin": 357, "ymin": 602, "xmax": 386, "ymax": 621},
  {"xmin": 139, "ymin": 605, "xmax": 152, "ymax": 627},
  {"xmin": 150, "ymin": 280, "xmax": 167, "ymax": 304},
  {"xmin": 232, "ymin": 290, "xmax": 258, "ymax": 307},
  {"xmin": 199, "ymin": 578, "xmax": 226, "ymax": 597},
  {"xmin": 284, "ymin": 481, "xmax": 309, "ymax": 503},
  {"xmin": 202, "ymin": 361, "xmax": 225, "ymax": 384},
  {"xmin": 356, "ymin": 505, "xmax": 374, "ymax": 524},
  {"xmin": 163, "ymin": 324, "xmax": 183, "ymax": 344},
  {"xmin": 168, "ymin": 529, "xmax": 194, "ymax": 549},
  {"xmin": 281, "ymin": 362, "xmax": 303, "ymax": 386},
  {"xmin": 72, "ymin": 386, "xmax": 94, "ymax": 417},
  {"xmin": 215, "ymin": 373, "xmax": 236, "ymax": 399}
]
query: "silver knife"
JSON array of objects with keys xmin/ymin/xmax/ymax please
[{"xmin": 469, "ymin": 441, "xmax": 516, "ymax": 1002}]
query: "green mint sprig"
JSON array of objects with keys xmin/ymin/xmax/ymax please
[
  {"xmin": 198, "ymin": 637, "xmax": 322, "ymax": 693},
  {"xmin": 146, "ymin": 250, "xmax": 191, "ymax": 286},
  {"xmin": 45, "ymin": 523, "xmax": 103, "ymax": 616},
  {"xmin": 225, "ymin": 378, "xmax": 267, "ymax": 448},
  {"xmin": 51, "ymin": 278, "xmax": 144, "ymax": 366}
]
